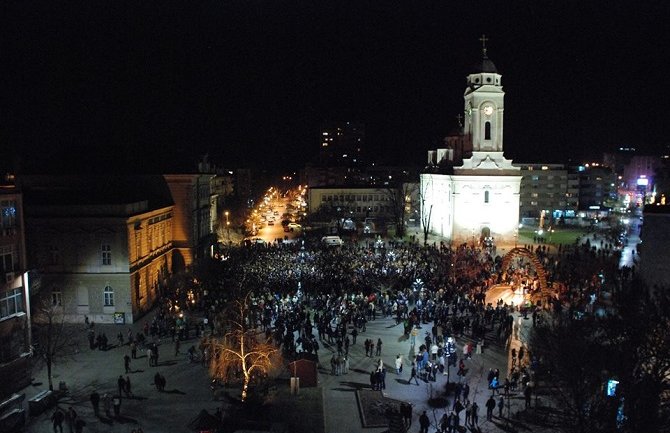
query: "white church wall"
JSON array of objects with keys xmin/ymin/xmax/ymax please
[{"xmin": 451, "ymin": 175, "xmax": 520, "ymax": 244}]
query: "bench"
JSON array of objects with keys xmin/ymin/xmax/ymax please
[{"xmin": 28, "ymin": 390, "xmax": 54, "ymax": 417}]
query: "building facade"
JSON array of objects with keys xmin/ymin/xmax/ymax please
[
  {"xmin": 639, "ymin": 204, "xmax": 670, "ymax": 291},
  {"xmin": 22, "ymin": 176, "xmax": 175, "ymax": 324},
  {"xmin": 421, "ymin": 45, "xmax": 521, "ymax": 245},
  {"xmin": 308, "ymin": 186, "xmax": 396, "ymax": 220},
  {"xmin": 516, "ymin": 164, "xmax": 577, "ymax": 221},
  {"xmin": 572, "ymin": 164, "xmax": 618, "ymax": 212},
  {"xmin": 164, "ymin": 174, "xmax": 217, "ymax": 267},
  {"xmin": 0, "ymin": 177, "xmax": 31, "ymax": 398},
  {"xmin": 318, "ymin": 121, "xmax": 365, "ymax": 167}
]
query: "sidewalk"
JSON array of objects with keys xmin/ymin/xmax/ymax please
[
  {"xmin": 23, "ymin": 308, "xmax": 218, "ymax": 433},
  {"xmin": 317, "ymin": 313, "xmax": 539, "ymax": 433}
]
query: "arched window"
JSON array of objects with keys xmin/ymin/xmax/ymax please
[
  {"xmin": 485, "ymin": 121, "xmax": 491, "ymax": 140},
  {"xmin": 484, "ymin": 190, "xmax": 490, "ymax": 203},
  {"xmin": 104, "ymin": 286, "xmax": 114, "ymax": 306}
]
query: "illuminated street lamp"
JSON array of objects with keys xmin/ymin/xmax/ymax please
[{"xmin": 224, "ymin": 211, "xmax": 231, "ymax": 241}]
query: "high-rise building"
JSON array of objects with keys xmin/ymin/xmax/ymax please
[
  {"xmin": 318, "ymin": 122, "xmax": 365, "ymax": 167},
  {"xmin": 516, "ymin": 164, "xmax": 577, "ymax": 220}
]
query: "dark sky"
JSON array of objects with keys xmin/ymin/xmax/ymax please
[{"xmin": 3, "ymin": 1, "xmax": 669, "ymax": 174}]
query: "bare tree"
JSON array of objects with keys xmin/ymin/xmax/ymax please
[
  {"xmin": 31, "ymin": 291, "xmax": 76, "ymax": 391},
  {"xmin": 528, "ymin": 282, "xmax": 670, "ymax": 433},
  {"xmin": 208, "ymin": 291, "xmax": 281, "ymax": 402},
  {"xmin": 419, "ymin": 177, "xmax": 433, "ymax": 245},
  {"xmin": 382, "ymin": 183, "xmax": 418, "ymax": 238}
]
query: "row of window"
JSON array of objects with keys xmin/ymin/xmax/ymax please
[
  {"xmin": 47, "ymin": 244, "xmax": 113, "ymax": 266},
  {"xmin": 336, "ymin": 205, "xmax": 392, "ymax": 214},
  {"xmin": 0, "ymin": 288, "xmax": 24, "ymax": 319},
  {"xmin": 321, "ymin": 194, "xmax": 390, "ymax": 203},
  {"xmin": 520, "ymin": 201, "xmax": 569, "ymax": 207},
  {"xmin": 51, "ymin": 286, "xmax": 114, "ymax": 307}
]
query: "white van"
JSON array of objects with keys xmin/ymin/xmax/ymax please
[{"xmin": 321, "ymin": 236, "xmax": 344, "ymax": 246}]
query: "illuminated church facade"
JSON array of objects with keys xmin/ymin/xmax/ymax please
[{"xmin": 420, "ymin": 41, "xmax": 521, "ymax": 245}]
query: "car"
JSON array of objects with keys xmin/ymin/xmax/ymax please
[
  {"xmin": 321, "ymin": 236, "xmax": 344, "ymax": 246},
  {"xmin": 288, "ymin": 222, "xmax": 302, "ymax": 231},
  {"xmin": 268, "ymin": 221, "xmax": 275, "ymax": 226}
]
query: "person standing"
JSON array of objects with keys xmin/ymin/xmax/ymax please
[
  {"xmin": 65, "ymin": 407, "xmax": 77, "ymax": 433},
  {"xmin": 154, "ymin": 372, "xmax": 163, "ymax": 391},
  {"xmin": 464, "ymin": 400, "xmax": 472, "ymax": 426},
  {"xmin": 124, "ymin": 376, "xmax": 132, "ymax": 398},
  {"xmin": 375, "ymin": 338, "xmax": 383, "ymax": 356},
  {"xmin": 395, "ymin": 354, "xmax": 403, "ymax": 374},
  {"xmin": 471, "ymin": 401, "xmax": 479, "ymax": 427},
  {"xmin": 117, "ymin": 375, "xmax": 125, "ymax": 397},
  {"xmin": 124, "ymin": 354, "xmax": 131, "ymax": 374},
  {"xmin": 51, "ymin": 408, "xmax": 65, "ymax": 433},
  {"xmin": 103, "ymin": 394, "xmax": 112, "ymax": 418},
  {"xmin": 486, "ymin": 395, "xmax": 496, "ymax": 421},
  {"xmin": 410, "ymin": 362, "xmax": 419, "ymax": 385},
  {"xmin": 498, "ymin": 395, "xmax": 505, "ymax": 418},
  {"xmin": 130, "ymin": 341, "xmax": 137, "ymax": 359},
  {"xmin": 418, "ymin": 411, "xmax": 430, "ymax": 433},
  {"xmin": 90, "ymin": 391, "xmax": 100, "ymax": 417},
  {"xmin": 400, "ymin": 402, "xmax": 412, "ymax": 428}
]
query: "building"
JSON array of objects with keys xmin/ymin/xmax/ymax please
[
  {"xmin": 163, "ymin": 174, "xmax": 217, "ymax": 267},
  {"xmin": 420, "ymin": 41, "xmax": 521, "ymax": 245},
  {"xmin": 604, "ymin": 149, "xmax": 662, "ymax": 206},
  {"xmin": 571, "ymin": 164, "xmax": 617, "ymax": 213},
  {"xmin": 516, "ymin": 164, "xmax": 577, "ymax": 222},
  {"xmin": 21, "ymin": 175, "xmax": 175, "ymax": 324},
  {"xmin": 639, "ymin": 204, "xmax": 670, "ymax": 291},
  {"xmin": 307, "ymin": 184, "xmax": 418, "ymax": 235},
  {"xmin": 0, "ymin": 175, "xmax": 31, "ymax": 398},
  {"xmin": 317, "ymin": 121, "xmax": 365, "ymax": 167},
  {"xmin": 308, "ymin": 186, "xmax": 396, "ymax": 220}
]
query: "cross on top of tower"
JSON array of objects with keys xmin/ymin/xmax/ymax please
[
  {"xmin": 456, "ymin": 113, "xmax": 463, "ymax": 127},
  {"xmin": 479, "ymin": 34, "xmax": 489, "ymax": 57}
]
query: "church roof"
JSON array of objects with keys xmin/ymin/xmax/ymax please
[{"xmin": 473, "ymin": 53, "xmax": 498, "ymax": 74}]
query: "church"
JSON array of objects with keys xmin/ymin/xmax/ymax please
[{"xmin": 420, "ymin": 38, "xmax": 521, "ymax": 245}]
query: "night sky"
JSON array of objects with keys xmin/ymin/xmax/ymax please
[{"xmin": 3, "ymin": 1, "xmax": 669, "ymax": 174}]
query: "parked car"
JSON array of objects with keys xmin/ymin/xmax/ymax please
[{"xmin": 321, "ymin": 236, "xmax": 344, "ymax": 246}]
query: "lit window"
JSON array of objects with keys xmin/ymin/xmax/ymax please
[
  {"xmin": 104, "ymin": 286, "xmax": 114, "ymax": 307},
  {"xmin": 0, "ymin": 200, "xmax": 17, "ymax": 230},
  {"xmin": 101, "ymin": 244, "xmax": 111, "ymax": 266}
]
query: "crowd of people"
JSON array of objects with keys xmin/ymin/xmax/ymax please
[{"xmin": 61, "ymin": 229, "xmax": 624, "ymax": 432}]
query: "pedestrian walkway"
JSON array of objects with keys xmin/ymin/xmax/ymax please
[
  {"xmin": 317, "ymin": 314, "xmax": 538, "ymax": 433},
  {"xmin": 23, "ymin": 309, "xmax": 216, "ymax": 433}
]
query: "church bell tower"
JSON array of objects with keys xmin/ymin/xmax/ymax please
[{"xmin": 463, "ymin": 34, "xmax": 505, "ymax": 153}]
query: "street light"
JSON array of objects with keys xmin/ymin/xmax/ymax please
[{"xmin": 224, "ymin": 211, "xmax": 230, "ymax": 242}]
